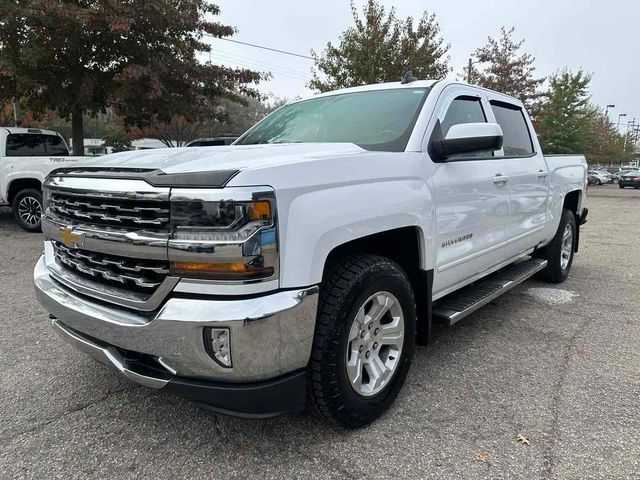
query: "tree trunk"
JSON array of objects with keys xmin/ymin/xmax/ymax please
[{"xmin": 71, "ymin": 107, "xmax": 85, "ymax": 156}]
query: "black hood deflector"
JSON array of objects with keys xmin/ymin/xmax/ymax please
[{"xmin": 48, "ymin": 167, "xmax": 239, "ymax": 188}]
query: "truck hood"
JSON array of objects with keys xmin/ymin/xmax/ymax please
[{"xmin": 78, "ymin": 143, "xmax": 366, "ymax": 174}]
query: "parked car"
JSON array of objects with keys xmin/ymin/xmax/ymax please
[
  {"xmin": 0, "ymin": 128, "xmax": 85, "ymax": 231},
  {"xmin": 619, "ymin": 170, "xmax": 640, "ymax": 188},
  {"xmin": 186, "ymin": 136, "xmax": 239, "ymax": 147},
  {"xmin": 588, "ymin": 170, "xmax": 610, "ymax": 185},
  {"xmin": 596, "ymin": 169, "xmax": 619, "ymax": 183},
  {"xmin": 34, "ymin": 79, "xmax": 588, "ymax": 428}
]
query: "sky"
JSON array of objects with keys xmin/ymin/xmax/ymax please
[{"xmin": 210, "ymin": 0, "xmax": 640, "ymax": 132}]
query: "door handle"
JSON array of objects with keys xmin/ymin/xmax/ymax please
[
  {"xmin": 493, "ymin": 174, "xmax": 509, "ymax": 185},
  {"xmin": 537, "ymin": 170, "xmax": 549, "ymax": 178}
]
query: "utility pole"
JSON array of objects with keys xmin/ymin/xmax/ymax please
[
  {"xmin": 623, "ymin": 119, "xmax": 636, "ymax": 153},
  {"xmin": 12, "ymin": 101, "xmax": 21, "ymax": 127},
  {"xmin": 467, "ymin": 58, "xmax": 480, "ymax": 84}
]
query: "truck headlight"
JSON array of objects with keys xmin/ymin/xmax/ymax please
[{"xmin": 168, "ymin": 188, "xmax": 278, "ymax": 282}]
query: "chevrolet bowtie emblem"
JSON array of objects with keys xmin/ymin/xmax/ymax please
[{"xmin": 59, "ymin": 227, "xmax": 84, "ymax": 248}]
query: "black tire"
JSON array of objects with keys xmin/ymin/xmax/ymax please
[
  {"xmin": 595, "ymin": 178, "xmax": 601, "ymax": 185},
  {"xmin": 12, "ymin": 188, "xmax": 43, "ymax": 233},
  {"xmin": 534, "ymin": 209, "xmax": 576, "ymax": 283},
  {"xmin": 619, "ymin": 184, "xmax": 625, "ymax": 189},
  {"xmin": 307, "ymin": 254, "xmax": 416, "ymax": 428}
]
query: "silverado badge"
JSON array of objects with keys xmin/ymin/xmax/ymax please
[{"xmin": 59, "ymin": 227, "xmax": 84, "ymax": 248}]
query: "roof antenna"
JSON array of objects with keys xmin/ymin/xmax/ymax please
[{"xmin": 401, "ymin": 71, "xmax": 417, "ymax": 84}]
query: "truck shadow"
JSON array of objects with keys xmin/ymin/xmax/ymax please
[{"xmin": 0, "ymin": 207, "xmax": 18, "ymax": 230}]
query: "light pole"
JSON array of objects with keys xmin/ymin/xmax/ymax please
[
  {"xmin": 605, "ymin": 104, "xmax": 616, "ymax": 119},
  {"xmin": 617, "ymin": 113, "xmax": 627, "ymax": 131}
]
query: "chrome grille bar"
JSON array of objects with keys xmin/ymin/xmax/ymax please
[
  {"xmin": 50, "ymin": 194, "xmax": 170, "ymax": 229},
  {"xmin": 53, "ymin": 241, "xmax": 168, "ymax": 290}
]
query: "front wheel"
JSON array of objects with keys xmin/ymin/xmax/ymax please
[
  {"xmin": 307, "ymin": 255, "xmax": 416, "ymax": 428},
  {"xmin": 534, "ymin": 209, "xmax": 576, "ymax": 283},
  {"xmin": 12, "ymin": 188, "xmax": 43, "ymax": 232}
]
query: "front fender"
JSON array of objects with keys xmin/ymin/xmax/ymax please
[{"xmin": 278, "ymin": 179, "xmax": 434, "ymax": 288}]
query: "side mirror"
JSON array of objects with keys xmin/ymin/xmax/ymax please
[{"xmin": 434, "ymin": 122, "xmax": 503, "ymax": 161}]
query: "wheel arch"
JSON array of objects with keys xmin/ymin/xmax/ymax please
[
  {"xmin": 562, "ymin": 189, "xmax": 582, "ymax": 217},
  {"xmin": 322, "ymin": 226, "xmax": 433, "ymax": 346},
  {"xmin": 562, "ymin": 189, "xmax": 584, "ymax": 252},
  {"xmin": 7, "ymin": 178, "xmax": 42, "ymax": 204}
]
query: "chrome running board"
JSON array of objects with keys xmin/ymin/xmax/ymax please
[{"xmin": 433, "ymin": 257, "xmax": 547, "ymax": 326}]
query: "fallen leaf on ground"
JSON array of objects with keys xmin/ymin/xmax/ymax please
[
  {"xmin": 517, "ymin": 434, "xmax": 530, "ymax": 445},
  {"xmin": 239, "ymin": 442, "xmax": 249, "ymax": 453},
  {"xmin": 474, "ymin": 452, "xmax": 490, "ymax": 463}
]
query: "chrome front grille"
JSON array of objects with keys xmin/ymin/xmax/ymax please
[
  {"xmin": 42, "ymin": 176, "xmax": 174, "ymax": 311},
  {"xmin": 50, "ymin": 193, "xmax": 170, "ymax": 231},
  {"xmin": 52, "ymin": 241, "xmax": 169, "ymax": 294}
]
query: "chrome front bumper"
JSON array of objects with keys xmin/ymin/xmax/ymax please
[{"xmin": 34, "ymin": 255, "xmax": 319, "ymax": 383}]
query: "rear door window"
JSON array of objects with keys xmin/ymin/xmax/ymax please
[
  {"xmin": 44, "ymin": 135, "xmax": 69, "ymax": 156},
  {"xmin": 6, "ymin": 134, "xmax": 47, "ymax": 156},
  {"xmin": 490, "ymin": 101, "xmax": 534, "ymax": 156}
]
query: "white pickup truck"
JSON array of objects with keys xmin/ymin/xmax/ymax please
[
  {"xmin": 34, "ymin": 79, "xmax": 588, "ymax": 428},
  {"xmin": 0, "ymin": 127, "xmax": 84, "ymax": 231}
]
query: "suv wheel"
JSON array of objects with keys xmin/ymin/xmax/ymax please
[
  {"xmin": 534, "ymin": 209, "xmax": 576, "ymax": 283},
  {"xmin": 307, "ymin": 254, "xmax": 416, "ymax": 428},
  {"xmin": 12, "ymin": 188, "xmax": 43, "ymax": 232}
]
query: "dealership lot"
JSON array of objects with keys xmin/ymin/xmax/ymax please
[{"xmin": 1, "ymin": 185, "xmax": 639, "ymax": 479}]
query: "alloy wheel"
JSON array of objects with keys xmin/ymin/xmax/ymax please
[
  {"xmin": 560, "ymin": 224, "xmax": 573, "ymax": 270},
  {"xmin": 345, "ymin": 291, "xmax": 404, "ymax": 397},
  {"xmin": 18, "ymin": 196, "xmax": 42, "ymax": 226}
]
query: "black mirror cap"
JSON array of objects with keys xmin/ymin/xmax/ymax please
[{"xmin": 433, "ymin": 134, "xmax": 503, "ymax": 161}]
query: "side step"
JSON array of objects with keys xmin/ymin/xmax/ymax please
[{"xmin": 433, "ymin": 257, "xmax": 547, "ymax": 326}]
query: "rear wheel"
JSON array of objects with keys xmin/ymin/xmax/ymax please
[
  {"xmin": 619, "ymin": 184, "xmax": 625, "ymax": 189},
  {"xmin": 535, "ymin": 209, "xmax": 576, "ymax": 283},
  {"xmin": 12, "ymin": 188, "xmax": 43, "ymax": 232},
  {"xmin": 307, "ymin": 255, "xmax": 416, "ymax": 428}
]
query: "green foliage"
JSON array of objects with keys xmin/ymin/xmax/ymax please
[
  {"xmin": 469, "ymin": 27, "xmax": 545, "ymax": 114},
  {"xmin": 537, "ymin": 69, "xmax": 592, "ymax": 154},
  {"xmin": 103, "ymin": 133, "xmax": 132, "ymax": 153},
  {"xmin": 309, "ymin": 0, "xmax": 450, "ymax": 92},
  {"xmin": 536, "ymin": 69, "xmax": 633, "ymax": 164},
  {"xmin": 0, "ymin": 1, "xmax": 265, "ymax": 153}
]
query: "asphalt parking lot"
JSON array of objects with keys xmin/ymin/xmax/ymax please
[{"xmin": 1, "ymin": 184, "xmax": 639, "ymax": 479}]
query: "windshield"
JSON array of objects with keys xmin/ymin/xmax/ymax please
[{"xmin": 237, "ymin": 88, "xmax": 430, "ymax": 152}]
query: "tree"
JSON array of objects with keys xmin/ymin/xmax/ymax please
[
  {"xmin": 0, "ymin": 1, "xmax": 265, "ymax": 154},
  {"xmin": 536, "ymin": 69, "xmax": 592, "ymax": 155},
  {"xmin": 103, "ymin": 132, "xmax": 132, "ymax": 153},
  {"xmin": 468, "ymin": 27, "xmax": 545, "ymax": 114},
  {"xmin": 309, "ymin": 0, "xmax": 450, "ymax": 92},
  {"xmin": 537, "ymin": 69, "xmax": 632, "ymax": 165},
  {"xmin": 136, "ymin": 96, "xmax": 283, "ymax": 146}
]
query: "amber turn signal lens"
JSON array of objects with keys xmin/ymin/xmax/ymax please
[
  {"xmin": 249, "ymin": 201, "xmax": 272, "ymax": 221},
  {"xmin": 171, "ymin": 261, "xmax": 274, "ymax": 279}
]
